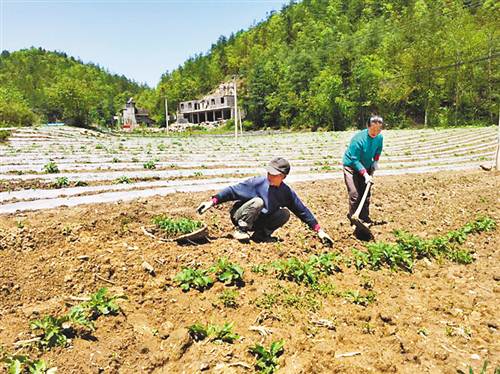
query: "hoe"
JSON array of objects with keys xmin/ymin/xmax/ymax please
[{"xmin": 351, "ymin": 180, "xmax": 374, "ymax": 239}]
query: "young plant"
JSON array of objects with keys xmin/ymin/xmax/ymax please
[
  {"xmin": 188, "ymin": 322, "xmax": 239, "ymax": 343},
  {"xmin": 43, "ymin": 161, "xmax": 59, "ymax": 174},
  {"xmin": 30, "ymin": 316, "xmax": 69, "ymax": 348},
  {"xmin": 1, "ymin": 352, "xmax": 55, "ymax": 374},
  {"xmin": 218, "ymin": 289, "xmax": 239, "ymax": 308},
  {"xmin": 249, "ymin": 339, "xmax": 285, "ymax": 374},
  {"xmin": 143, "ymin": 160, "xmax": 156, "ymax": 169},
  {"xmin": 272, "ymin": 257, "xmax": 318, "ymax": 286},
  {"xmin": 210, "ymin": 257, "xmax": 244, "ymax": 285},
  {"xmin": 174, "ymin": 267, "xmax": 213, "ymax": 291},
  {"xmin": 80, "ymin": 288, "xmax": 126, "ymax": 318},
  {"xmin": 309, "ymin": 252, "xmax": 342, "ymax": 274},
  {"xmin": 53, "ymin": 177, "xmax": 69, "ymax": 188},
  {"xmin": 343, "ymin": 290, "xmax": 376, "ymax": 306},
  {"xmin": 152, "ymin": 215, "xmax": 203, "ymax": 236}
]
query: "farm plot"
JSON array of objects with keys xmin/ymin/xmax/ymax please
[
  {"xmin": 0, "ymin": 126, "xmax": 496, "ymax": 214},
  {"xmin": 0, "ymin": 169, "xmax": 498, "ymax": 373}
]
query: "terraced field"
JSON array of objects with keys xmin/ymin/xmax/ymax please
[{"xmin": 0, "ymin": 126, "xmax": 496, "ymax": 214}]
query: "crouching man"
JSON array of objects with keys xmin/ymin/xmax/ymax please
[{"xmin": 196, "ymin": 157, "xmax": 333, "ymax": 244}]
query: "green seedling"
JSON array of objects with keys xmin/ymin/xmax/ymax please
[
  {"xmin": 1, "ymin": 352, "xmax": 56, "ymax": 374},
  {"xmin": 29, "ymin": 310, "xmax": 93, "ymax": 349},
  {"xmin": 249, "ymin": 339, "xmax": 285, "ymax": 374},
  {"xmin": 309, "ymin": 252, "xmax": 342, "ymax": 274},
  {"xmin": 80, "ymin": 288, "xmax": 126, "ymax": 318},
  {"xmin": 218, "ymin": 289, "xmax": 239, "ymax": 308},
  {"xmin": 272, "ymin": 257, "xmax": 318, "ymax": 286},
  {"xmin": 174, "ymin": 267, "xmax": 213, "ymax": 291},
  {"xmin": 343, "ymin": 290, "xmax": 376, "ymax": 306},
  {"xmin": 152, "ymin": 216, "xmax": 203, "ymax": 236},
  {"xmin": 143, "ymin": 160, "xmax": 156, "ymax": 169},
  {"xmin": 251, "ymin": 264, "xmax": 269, "ymax": 274},
  {"xmin": 53, "ymin": 177, "xmax": 69, "ymax": 188},
  {"xmin": 188, "ymin": 322, "xmax": 239, "ymax": 343},
  {"xmin": 446, "ymin": 249, "xmax": 474, "ymax": 264},
  {"xmin": 74, "ymin": 180, "xmax": 88, "ymax": 187},
  {"xmin": 210, "ymin": 257, "xmax": 244, "ymax": 285},
  {"xmin": 30, "ymin": 316, "xmax": 68, "ymax": 348},
  {"xmin": 43, "ymin": 162, "xmax": 59, "ymax": 174}
]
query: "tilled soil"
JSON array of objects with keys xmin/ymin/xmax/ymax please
[{"xmin": 0, "ymin": 170, "xmax": 498, "ymax": 373}]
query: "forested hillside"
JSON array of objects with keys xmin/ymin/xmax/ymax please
[
  {"xmin": 0, "ymin": 48, "xmax": 149, "ymax": 127},
  {"xmin": 155, "ymin": 0, "xmax": 498, "ymax": 130}
]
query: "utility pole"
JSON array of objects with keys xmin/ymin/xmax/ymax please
[
  {"xmin": 165, "ymin": 97, "xmax": 169, "ymax": 134},
  {"xmin": 496, "ymin": 107, "xmax": 500, "ymax": 171},
  {"xmin": 233, "ymin": 77, "xmax": 239, "ymax": 141}
]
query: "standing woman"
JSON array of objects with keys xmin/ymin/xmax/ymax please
[{"xmin": 342, "ymin": 115, "xmax": 384, "ymax": 225}]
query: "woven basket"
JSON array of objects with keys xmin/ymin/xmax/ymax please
[{"xmin": 142, "ymin": 223, "xmax": 208, "ymax": 243}]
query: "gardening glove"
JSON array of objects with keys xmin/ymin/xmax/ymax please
[
  {"xmin": 317, "ymin": 229, "xmax": 334, "ymax": 246},
  {"xmin": 196, "ymin": 200, "xmax": 214, "ymax": 215},
  {"xmin": 371, "ymin": 161, "xmax": 379, "ymax": 173},
  {"xmin": 363, "ymin": 173, "xmax": 373, "ymax": 185}
]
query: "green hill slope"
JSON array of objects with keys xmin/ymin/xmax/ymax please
[
  {"xmin": 0, "ymin": 47, "xmax": 148, "ymax": 127},
  {"xmin": 156, "ymin": 0, "xmax": 498, "ymax": 130}
]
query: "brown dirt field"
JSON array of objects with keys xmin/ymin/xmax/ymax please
[{"xmin": 0, "ymin": 170, "xmax": 499, "ymax": 373}]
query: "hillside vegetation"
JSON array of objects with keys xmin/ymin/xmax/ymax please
[
  {"xmin": 155, "ymin": 0, "xmax": 498, "ymax": 129},
  {"xmin": 0, "ymin": 48, "xmax": 149, "ymax": 127},
  {"xmin": 1, "ymin": 0, "xmax": 498, "ymax": 130}
]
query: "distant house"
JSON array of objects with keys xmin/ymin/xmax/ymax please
[
  {"xmin": 119, "ymin": 98, "xmax": 154, "ymax": 131},
  {"xmin": 176, "ymin": 82, "xmax": 239, "ymax": 126}
]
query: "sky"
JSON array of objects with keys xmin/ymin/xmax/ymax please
[{"xmin": 0, "ymin": 0, "xmax": 290, "ymax": 87}]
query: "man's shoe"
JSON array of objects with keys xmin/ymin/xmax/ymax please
[
  {"xmin": 251, "ymin": 231, "xmax": 278, "ymax": 243},
  {"xmin": 360, "ymin": 217, "xmax": 373, "ymax": 227},
  {"xmin": 232, "ymin": 228, "xmax": 251, "ymax": 241}
]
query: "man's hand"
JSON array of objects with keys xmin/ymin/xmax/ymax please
[
  {"xmin": 363, "ymin": 173, "xmax": 373, "ymax": 184},
  {"xmin": 372, "ymin": 161, "xmax": 379, "ymax": 171},
  {"xmin": 317, "ymin": 229, "xmax": 334, "ymax": 246},
  {"xmin": 196, "ymin": 200, "xmax": 214, "ymax": 214}
]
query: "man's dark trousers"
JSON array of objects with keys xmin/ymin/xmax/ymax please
[
  {"xmin": 343, "ymin": 166, "xmax": 371, "ymax": 221},
  {"xmin": 230, "ymin": 197, "xmax": 290, "ymax": 236}
]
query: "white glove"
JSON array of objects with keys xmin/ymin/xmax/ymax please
[
  {"xmin": 196, "ymin": 200, "xmax": 214, "ymax": 214},
  {"xmin": 317, "ymin": 229, "xmax": 334, "ymax": 245},
  {"xmin": 363, "ymin": 173, "xmax": 373, "ymax": 184},
  {"xmin": 372, "ymin": 161, "xmax": 379, "ymax": 171}
]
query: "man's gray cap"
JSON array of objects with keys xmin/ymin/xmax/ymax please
[{"xmin": 266, "ymin": 157, "xmax": 291, "ymax": 175}]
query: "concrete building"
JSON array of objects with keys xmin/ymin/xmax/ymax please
[
  {"xmin": 120, "ymin": 98, "xmax": 153, "ymax": 131},
  {"xmin": 177, "ymin": 82, "xmax": 237, "ymax": 125}
]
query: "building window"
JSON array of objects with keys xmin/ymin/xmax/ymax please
[
  {"xmin": 221, "ymin": 97, "xmax": 225, "ymax": 104},
  {"xmin": 211, "ymin": 99, "xmax": 215, "ymax": 105},
  {"xmin": 181, "ymin": 103, "xmax": 184, "ymax": 109},
  {"xmin": 188, "ymin": 102, "xmax": 192, "ymax": 109}
]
